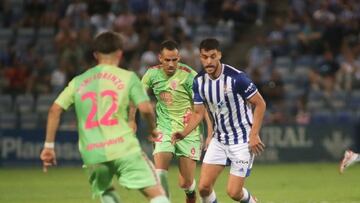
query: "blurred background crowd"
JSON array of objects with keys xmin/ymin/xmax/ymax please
[{"xmin": 0, "ymin": 0, "xmax": 359, "ymax": 130}]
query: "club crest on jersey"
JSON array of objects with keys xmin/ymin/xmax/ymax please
[{"xmin": 170, "ymin": 80, "xmax": 178, "ymax": 90}]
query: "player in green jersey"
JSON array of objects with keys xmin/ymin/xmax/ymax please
[
  {"xmin": 132, "ymin": 40, "xmax": 212, "ymax": 203},
  {"xmin": 40, "ymin": 31, "xmax": 170, "ymax": 203}
]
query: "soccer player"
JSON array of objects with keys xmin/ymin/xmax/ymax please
[
  {"xmin": 340, "ymin": 150, "xmax": 360, "ymax": 173},
  {"xmin": 133, "ymin": 40, "xmax": 212, "ymax": 203},
  {"xmin": 172, "ymin": 38, "xmax": 266, "ymax": 203},
  {"xmin": 39, "ymin": 31, "xmax": 170, "ymax": 203}
]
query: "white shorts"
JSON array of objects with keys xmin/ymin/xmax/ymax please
[{"xmin": 203, "ymin": 138, "xmax": 254, "ymax": 177}]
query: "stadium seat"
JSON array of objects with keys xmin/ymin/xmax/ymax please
[
  {"xmin": 310, "ymin": 110, "xmax": 334, "ymax": 123},
  {"xmin": 59, "ymin": 110, "xmax": 77, "ymax": 131},
  {"xmin": 15, "ymin": 94, "xmax": 35, "ymax": 113},
  {"xmin": 0, "ymin": 94, "xmax": 13, "ymax": 113},
  {"xmin": 19, "ymin": 113, "xmax": 39, "ymax": 129},
  {"xmin": 0, "ymin": 112, "xmax": 17, "ymax": 129},
  {"xmin": 36, "ymin": 94, "xmax": 56, "ymax": 114}
]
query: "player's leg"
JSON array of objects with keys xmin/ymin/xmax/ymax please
[
  {"xmin": 178, "ymin": 157, "xmax": 197, "ymax": 203},
  {"xmin": 141, "ymin": 185, "xmax": 171, "ymax": 203},
  {"xmin": 227, "ymin": 175, "xmax": 256, "ymax": 203},
  {"xmin": 85, "ymin": 162, "xmax": 121, "ymax": 203},
  {"xmin": 339, "ymin": 150, "xmax": 360, "ymax": 173},
  {"xmin": 153, "ymin": 152, "xmax": 173, "ymax": 197},
  {"xmin": 153, "ymin": 135, "xmax": 175, "ymax": 197},
  {"xmin": 176, "ymin": 136, "xmax": 202, "ymax": 203},
  {"xmin": 227, "ymin": 143, "xmax": 256, "ymax": 202},
  {"xmin": 198, "ymin": 163, "xmax": 224, "ymax": 203},
  {"xmin": 199, "ymin": 138, "xmax": 227, "ymax": 203},
  {"xmin": 115, "ymin": 152, "xmax": 170, "ymax": 202}
]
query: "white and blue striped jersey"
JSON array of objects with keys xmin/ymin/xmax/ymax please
[{"xmin": 193, "ymin": 64, "xmax": 257, "ymax": 145}]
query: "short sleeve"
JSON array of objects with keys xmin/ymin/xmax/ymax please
[
  {"xmin": 55, "ymin": 79, "xmax": 76, "ymax": 110},
  {"xmin": 141, "ymin": 69, "xmax": 152, "ymax": 90},
  {"xmin": 192, "ymin": 77, "xmax": 203, "ymax": 104},
  {"xmin": 234, "ymin": 73, "xmax": 258, "ymax": 99},
  {"xmin": 130, "ymin": 73, "xmax": 150, "ymax": 106},
  {"xmin": 184, "ymin": 70, "xmax": 197, "ymax": 96}
]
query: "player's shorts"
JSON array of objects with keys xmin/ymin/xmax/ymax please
[
  {"xmin": 84, "ymin": 151, "xmax": 158, "ymax": 197},
  {"xmin": 203, "ymin": 138, "xmax": 254, "ymax": 177},
  {"xmin": 153, "ymin": 131, "xmax": 201, "ymax": 161}
]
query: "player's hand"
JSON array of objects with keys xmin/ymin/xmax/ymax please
[
  {"xmin": 128, "ymin": 121, "xmax": 137, "ymax": 133},
  {"xmin": 40, "ymin": 148, "xmax": 57, "ymax": 173},
  {"xmin": 249, "ymin": 134, "xmax": 265, "ymax": 156},
  {"xmin": 148, "ymin": 130, "xmax": 161, "ymax": 142},
  {"xmin": 171, "ymin": 132, "xmax": 186, "ymax": 145}
]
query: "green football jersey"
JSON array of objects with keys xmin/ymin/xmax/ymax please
[
  {"xmin": 141, "ymin": 63, "xmax": 201, "ymax": 139},
  {"xmin": 55, "ymin": 64, "xmax": 149, "ymax": 165}
]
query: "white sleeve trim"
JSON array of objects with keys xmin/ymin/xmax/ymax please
[{"xmin": 246, "ymin": 89, "xmax": 258, "ymax": 99}]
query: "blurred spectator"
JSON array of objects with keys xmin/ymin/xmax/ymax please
[
  {"xmin": 139, "ymin": 40, "xmax": 158, "ymax": 76},
  {"xmin": 294, "ymin": 95, "xmax": 310, "ymax": 125},
  {"xmin": 54, "ymin": 18, "xmax": 78, "ymax": 52},
  {"xmin": 113, "ymin": 8, "xmax": 136, "ymax": 32},
  {"xmin": 297, "ymin": 14, "xmax": 322, "ymax": 55},
  {"xmin": 89, "ymin": 1, "xmax": 115, "ymax": 35},
  {"xmin": 179, "ymin": 37, "xmax": 201, "ymax": 72},
  {"xmin": 119, "ymin": 26, "xmax": 140, "ymax": 67},
  {"xmin": 309, "ymin": 50, "xmax": 340, "ymax": 94},
  {"xmin": 51, "ymin": 60, "xmax": 67, "ymax": 94},
  {"xmin": 261, "ymin": 69, "xmax": 285, "ymax": 109},
  {"xmin": 267, "ymin": 17, "xmax": 287, "ymax": 58},
  {"xmin": 3, "ymin": 59, "xmax": 30, "ymax": 96},
  {"xmin": 247, "ymin": 34, "xmax": 272, "ymax": 76},
  {"xmin": 336, "ymin": 38, "xmax": 360, "ymax": 91},
  {"xmin": 65, "ymin": 0, "xmax": 90, "ymax": 30},
  {"xmin": 22, "ymin": 0, "xmax": 46, "ymax": 27},
  {"xmin": 27, "ymin": 58, "xmax": 51, "ymax": 95}
]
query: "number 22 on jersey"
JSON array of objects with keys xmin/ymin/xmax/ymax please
[{"xmin": 81, "ymin": 90, "xmax": 118, "ymax": 129}]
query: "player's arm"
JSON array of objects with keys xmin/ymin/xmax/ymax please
[
  {"xmin": 129, "ymin": 72, "xmax": 158, "ymax": 140},
  {"xmin": 203, "ymin": 109, "xmax": 213, "ymax": 150},
  {"xmin": 172, "ymin": 104, "xmax": 206, "ymax": 144},
  {"xmin": 40, "ymin": 103, "xmax": 64, "ymax": 172},
  {"xmin": 128, "ymin": 102, "xmax": 137, "ymax": 133},
  {"xmin": 248, "ymin": 92, "xmax": 266, "ymax": 155},
  {"xmin": 137, "ymin": 101, "xmax": 158, "ymax": 140},
  {"xmin": 40, "ymin": 79, "xmax": 75, "ymax": 172}
]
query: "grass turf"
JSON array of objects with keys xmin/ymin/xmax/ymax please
[{"xmin": 0, "ymin": 163, "xmax": 359, "ymax": 203}]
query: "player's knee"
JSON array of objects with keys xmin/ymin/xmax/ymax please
[
  {"xmin": 227, "ymin": 187, "xmax": 242, "ymax": 200},
  {"xmin": 198, "ymin": 183, "xmax": 212, "ymax": 196},
  {"xmin": 178, "ymin": 178, "xmax": 193, "ymax": 188}
]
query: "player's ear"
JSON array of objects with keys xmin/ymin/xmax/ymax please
[
  {"xmin": 218, "ymin": 51, "xmax": 222, "ymax": 60},
  {"xmin": 158, "ymin": 53, "xmax": 162, "ymax": 63},
  {"xmin": 93, "ymin": 52, "xmax": 98, "ymax": 61},
  {"xmin": 116, "ymin": 50, "xmax": 123, "ymax": 60}
]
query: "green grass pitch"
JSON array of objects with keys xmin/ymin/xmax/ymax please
[{"xmin": 1, "ymin": 163, "xmax": 359, "ymax": 203}]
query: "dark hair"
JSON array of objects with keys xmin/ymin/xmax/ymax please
[
  {"xmin": 93, "ymin": 31, "xmax": 123, "ymax": 54},
  {"xmin": 199, "ymin": 38, "xmax": 220, "ymax": 51},
  {"xmin": 160, "ymin": 40, "xmax": 178, "ymax": 52}
]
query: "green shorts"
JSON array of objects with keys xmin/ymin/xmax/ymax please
[
  {"xmin": 84, "ymin": 152, "xmax": 158, "ymax": 197},
  {"xmin": 153, "ymin": 132, "xmax": 202, "ymax": 161}
]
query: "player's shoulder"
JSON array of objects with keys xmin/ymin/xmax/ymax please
[
  {"xmin": 147, "ymin": 64, "xmax": 162, "ymax": 71},
  {"xmin": 144, "ymin": 64, "xmax": 162, "ymax": 75},
  {"xmin": 178, "ymin": 63, "xmax": 194, "ymax": 73},
  {"xmin": 223, "ymin": 63, "xmax": 249, "ymax": 79},
  {"xmin": 194, "ymin": 69, "xmax": 206, "ymax": 79}
]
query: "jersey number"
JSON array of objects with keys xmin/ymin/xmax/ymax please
[{"xmin": 82, "ymin": 90, "xmax": 118, "ymax": 129}]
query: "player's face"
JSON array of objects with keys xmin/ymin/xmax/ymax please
[
  {"xmin": 159, "ymin": 48, "xmax": 180, "ymax": 76},
  {"xmin": 200, "ymin": 49, "xmax": 222, "ymax": 78}
]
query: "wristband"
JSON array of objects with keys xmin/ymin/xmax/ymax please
[{"xmin": 44, "ymin": 142, "xmax": 55, "ymax": 149}]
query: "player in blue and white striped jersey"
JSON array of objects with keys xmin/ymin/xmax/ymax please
[{"xmin": 172, "ymin": 38, "xmax": 266, "ymax": 203}]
